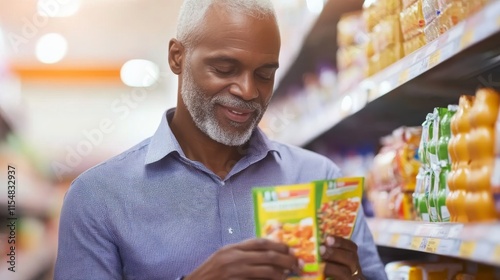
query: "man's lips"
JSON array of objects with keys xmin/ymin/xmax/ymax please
[{"xmin": 220, "ymin": 105, "xmax": 255, "ymax": 123}]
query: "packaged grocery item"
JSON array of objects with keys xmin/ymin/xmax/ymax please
[
  {"xmin": 404, "ymin": 32, "xmax": 427, "ymax": 55},
  {"xmin": 253, "ymin": 177, "xmax": 364, "ymax": 279},
  {"xmin": 372, "ymin": 15, "xmax": 404, "ymax": 54},
  {"xmin": 423, "ymin": 0, "xmax": 440, "ymax": 24},
  {"xmin": 436, "ymin": 165, "xmax": 451, "ymax": 222},
  {"xmin": 466, "ymin": 88, "xmax": 500, "ymax": 222},
  {"xmin": 438, "ymin": 106, "xmax": 457, "ymax": 166},
  {"xmin": 337, "ymin": 11, "xmax": 365, "ymax": 48},
  {"xmin": 400, "ymin": 0, "xmax": 425, "ymax": 42},
  {"xmin": 363, "ymin": 0, "xmax": 379, "ymax": 32},
  {"xmin": 386, "ymin": 261, "xmax": 463, "ymax": 280},
  {"xmin": 447, "ymin": 96, "xmax": 474, "ymax": 223},
  {"xmin": 316, "ymin": 178, "xmax": 364, "ymax": 241},
  {"xmin": 253, "ymin": 183, "xmax": 322, "ymax": 279},
  {"xmin": 402, "ymin": 0, "xmax": 418, "ymax": 9},
  {"xmin": 423, "ymin": 16, "xmax": 440, "ymax": 43},
  {"xmin": 428, "ymin": 165, "xmax": 440, "ymax": 222},
  {"xmin": 439, "ymin": 1, "xmax": 467, "ymax": 33}
]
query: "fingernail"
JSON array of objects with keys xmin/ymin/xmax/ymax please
[
  {"xmin": 327, "ymin": 236, "xmax": 335, "ymax": 246},
  {"xmin": 320, "ymin": 245, "xmax": 326, "ymax": 255},
  {"xmin": 289, "ymin": 248, "xmax": 296, "ymax": 255},
  {"xmin": 298, "ymin": 259, "xmax": 304, "ymax": 269}
]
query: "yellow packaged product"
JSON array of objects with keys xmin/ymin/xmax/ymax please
[
  {"xmin": 337, "ymin": 11, "xmax": 364, "ymax": 48},
  {"xmin": 253, "ymin": 183, "xmax": 322, "ymax": 279},
  {"xmin": 403, "ymin": 0, "xmax": 418, "ymax": 9},
  {"xmin": 423, "ymin": 16, "xmax": 440, "ymax": 42},
  {"xmin": 423, "ymin": 0, "xmax": 440, "ymax": 24},
  {"xmin": 387, "ymin": 261, "xmax": 463, "ymax": 280},
  {"xmin": 380, "ymin": 0, "xmax": 403, "ymax": 15},
  {"xmin": 440, "ymin": 1, "xmax": 467, "ymax": 33},
  {"xmin": 379, "ymin": 43, "xmax": 404, "ymax": 70},
  {"xmin": 316, "ymin": 178, "xmax": 364, "ymax": 241},
  {"xmin": 337, "ymin": 45, "xmax": 365, "ymax": 71},
  {"xmin": 404, "ymin": 32, "xmax": 427, "ymax": 55},
  {"xmin": 372, "ymin": 15, "xmax": 404, "ymax": 54},
  {"xmin": 400, "ymin": 0, "xmax": 426, "ymax": 42},
  {"xmin": 253, "ymin": 178, "xmax": 364, "ymax": 280},
  {"xmin": 362, "ymin": 0, "xmax": 380, "ymax": 32}
]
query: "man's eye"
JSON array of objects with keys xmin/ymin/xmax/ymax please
[
  {"xmin": 257, "ymin": 72, "xmax": 274, "ymax": 81},
  {"xmin": 214, "ymin": 67, "xmax": 233, "ymax": 75}
]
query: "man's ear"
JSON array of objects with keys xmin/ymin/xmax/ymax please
[{"xmin": 168, "ymin": 39, "xmax": 185, "ymax": 75}]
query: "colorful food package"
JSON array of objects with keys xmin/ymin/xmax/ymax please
[
  {"xmin": 337, "ymin": 11, "xmax": 365, "ymax": 48},
  {"xmin": 372, "ymin": 15, "xmax": 404, "ymax": 54},
  {"xmin": 400, "ymin": 0, "xmax": 425, "ymax": 42},
  {"xmin": 316, "ymin": 178, "xmax": 364, "ymax": 241},
  {"xmin": 253, "ymin": 178, "xmax": 364, "ymax": 279},
  {"xmin": 423, "ymin": 0, "xmax": 440, "ymax": 24},
  {"xmin": 253, "ymin": 183, "xmax": 322, "ymax": 279}
]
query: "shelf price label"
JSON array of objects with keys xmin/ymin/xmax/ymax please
[
  {"xmin": 492, "ymin": 245, "xmax": 500, "ymax": 264},
  {"xmin": 460, "ymin": 31, "xmax": 474, "ymax": 48},
  {"xmin": 428, "ymin": 50, "xmax": 442, "ymax": 68},
  {"xmin": 459, "ymin": 241, "xmax": 477, "ymax": 258},
  {"xmin": 390, "ymin": 234, "xmax": 400, "ymax": 247},
  {"xmin": 398, "ymin": 69, "xmax": 409, "ymax": 85},
  {"xmin": 437, "ymin": 239, "xmax": 458, "ymax": 255},
  {"xmin": 397, "ymin": 235, "xmax": 412, "ymax": 248},
  {"xmin": 410, "ymin": 237, "xmax": 424, "ymax": 251},
  {"xmin": 425, "ymin": 238, "xmax": 440, "ymax": 253}
]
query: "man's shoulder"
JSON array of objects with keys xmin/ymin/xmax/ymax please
[
  {"xmin": 74, "ymin": 138, "xmax": 151, "ymax": 185},
  {"xmin": 270, "ymin": 139, "xmax": 341, "ymax": 174}
]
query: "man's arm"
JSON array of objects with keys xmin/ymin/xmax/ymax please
[{"xmin": 54, "ymin": 178, "xmax": 123, "ymax": 280}]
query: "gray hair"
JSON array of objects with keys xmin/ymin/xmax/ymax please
[{"xmin": 176, "ymin": 0, "xmax": 277, "ymax": 49}]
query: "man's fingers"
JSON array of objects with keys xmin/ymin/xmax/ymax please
[
  {"xmin": 325, "ymin": 236, "xmax": 358, "ymax": 252},
  {"xmin": 320, "ymin": 245, "xmax": 358, "ymax": 275},
  {"xmin": 234, "ymin": 238, "xmax": 290, "ymax": 254},
  {"xmin": 244, "ymin": 264, "xmax": 290, "ymax": 280},
  {"xmin": 323, "ymin": 262, "xmax": 355, "ymax": 280},
  {"xmin": 242, "ymin": 251, "xmax": 300, "ymax": 274}
]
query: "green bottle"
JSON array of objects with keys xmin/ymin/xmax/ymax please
[
  {"xmin": 418, "ymin": 169, "xmax": 431, "ymax": 222},
  {"xmin": 428, "ymin": 165, "xmax": 440, "ymax": 222},
  {"xmin": 437, "ymin": 106, "xmax": 456, "ymax": 166},
  {"xmin": 427, "ymin": 112, "xmax": 436, "ymax": 166},
  {"xmin": 413, "ymin": 167, "xmax": 425, "ymax": 218},
  {"xmin": 436, "ymin": 164, "xmax": 451, "ymax": 222}
]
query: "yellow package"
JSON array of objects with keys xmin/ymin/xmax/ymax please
[
  {"xmin": 372, "ymin": 15, "xmax": 404, "ymax": 54},
  {"xmin": 400, "ymin": 0, "xmax": 425, "ymax": 42},
  {"xmin": 403, "ymin": 33, "xmax": 428, "ymax": 56},
  {"xmin": 253, "ymin": 183, "xmax": 323, "ymax": 280},
  {"xmin": 337, "ymin": 11, "xmax": 365, "ymax": 48},
  {"xmin": 316, "ymin": 178, "xmax": 364, "ymax": 241},
  {"xmin": 363, "ymin": 0, "xmax": 380, "ymax": 32},
  {"xmin": 423, "ymin": 0, "xmax": 440, "ymax": 24},
  {"xmin": 424, "ymin": 16, "xmax": 440, "ymax": 42}
]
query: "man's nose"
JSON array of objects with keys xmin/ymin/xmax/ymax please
[{"xmin": 229, "ymin": 73, "xmax": 259, "ymax": 101}]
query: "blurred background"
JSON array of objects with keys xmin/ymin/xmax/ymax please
[{"xmin": 2, "ymin": 0, "xmax": 500, "ymax": 279}]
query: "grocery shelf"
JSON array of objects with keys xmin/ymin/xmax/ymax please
[
  {"xmin": 275, "ymin": 1, "xmax": 500, "ymax": 148},
  {"xmin": 367, "ymin": 218, "xmax": 500, "ymax": 266}
]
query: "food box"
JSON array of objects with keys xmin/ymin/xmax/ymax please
[{"xmin": 253, "ymin": 177, "xmax": 364, "ymax": 279}]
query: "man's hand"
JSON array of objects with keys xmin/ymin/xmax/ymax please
[
  {"xmin": 320, "ymin": 236, "xmax": 365, "ymax": 280},
  {"xmin": 184, "ymin": 238, "xmax": 301, "ymax": 280}
]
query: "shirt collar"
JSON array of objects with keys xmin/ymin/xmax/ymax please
[{"xmin": 144, "ymin": 108, "xmax": 281, "ymax": 165}]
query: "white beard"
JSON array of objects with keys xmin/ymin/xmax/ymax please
[{"xmin": 180, "ymin": 63, "xmax": 267, "ymax": 146}]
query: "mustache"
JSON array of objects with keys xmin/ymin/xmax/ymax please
[{"xmin": 211, "ymin": 94, "xmax": 262, "ymax": 112}]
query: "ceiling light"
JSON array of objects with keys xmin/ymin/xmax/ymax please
[
  {"xmin": 37, "ymin": 0, "xmax": 81, "ymax": 17},
  {"xmin": 35, "ymin": 33, "xmax": 68, "ymax": 64},
  {"xmin": 306, "ymin": 0, "xmax": 324, "ymax": 14},
  {"xmin": 120, "ymin": 59, "xmax": 160, "ymax": 88}
]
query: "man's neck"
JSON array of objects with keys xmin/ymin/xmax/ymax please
[{"xmin": 170, "ymin": 107, "xmax": 246, "ymax": 179}]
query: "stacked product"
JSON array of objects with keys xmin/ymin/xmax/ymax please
[
  {"xmin": 367, "ymin": 127, "xmax": 421, "ymax": 220},
  {"xmin": 385, "ymin": 260, "xmax": 496, "ymax": 279},
  {"xmin": 336, "ymin": 11, "xmax": 368, "ymax": 92},
  {"xmin": 362, "ymin": 0, "xmax": 404, "ymax": 76},
  {"xmin": 414, "ymin": 106, "xmax": 456, "ymax": 222},
  {"xmin": 400, "ymin": 0, "xmax": 427, "ymax": 55}
]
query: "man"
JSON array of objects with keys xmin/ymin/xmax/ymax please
[{"xmin": 55, "ymin": 0, "xmax": 387, "ymax": 279}]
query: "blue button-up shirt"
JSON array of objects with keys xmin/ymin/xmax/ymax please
[{"xmin": 55, "ymin": 109, "xmax": 387, "ymax": 280}]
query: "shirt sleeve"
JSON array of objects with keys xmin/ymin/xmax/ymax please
[
  {"xmin": 351, "ymin": 207, "xmax": 388, "ymax": 280},
  {"xmin": 54, "ymin": 178, "xmax": 123, "ymax": 280}
]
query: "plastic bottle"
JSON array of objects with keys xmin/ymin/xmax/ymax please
[
  {"xmin": 436, "ymin": 164, "xmax": 451, "ymax": 222},
  {"xmin": 447, "ymin": 96, "xmax": 474, "ymax": 223},
  {"xmin": 466, "ymin": 88, "xmax": 499, "ymax": 222}
]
